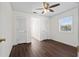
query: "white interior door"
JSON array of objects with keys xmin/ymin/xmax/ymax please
[
  {"xmin": 16, "ymin": 16, "xmax": 27, "ymax": 44},
  {"xmin": 31, "ymin": 18, "xmax": 40, "ymax": 41}
]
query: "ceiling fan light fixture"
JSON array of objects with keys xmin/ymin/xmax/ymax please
[{"xmin": 44, "ymin": 9, "xmax": 49, "ymax": 13}]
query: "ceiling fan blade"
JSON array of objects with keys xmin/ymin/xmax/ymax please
[
  {"xmin": 33, "ymin": 12, "xmax": 38, "ymax": 14},
  {"xmin": 42, "ymin": 11, "xmax": 44, "ymax": 14},
  {"xmin": 36, "ymin": 8, "xmax": 43, "ymax": 10},
  {"xmin": 49, "ymin": 3, "xmax": 60, "ymax": 8},
  {"xmin": 49, "ymin": 9, "xmax": 54, "ymax": 12}
]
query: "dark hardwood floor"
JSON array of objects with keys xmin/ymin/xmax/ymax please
[{"xmin": 10, "ymin": 39, "xmax": 77, "ymax": 57}]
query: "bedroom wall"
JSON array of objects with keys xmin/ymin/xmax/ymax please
[
  {"xmin": 0, "ymin": 2, "xmax": 14, "ymax": 56},
  {"xmin": 50, "ymin": 7, "xmax": 78, "ymax": 47},
  {"xmin": 78, "ymin": 4, "xmax": 79, "ymax": 46}
]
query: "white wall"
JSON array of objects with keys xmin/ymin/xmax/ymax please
[
  {"xmin": 78, "ymin": 6, "xmax": 79, "ymax": 46},
  {"xmin": 50, "ymin": 7, "xmax": 78, "ymax": 47},
  {"xmin": 0, "ymin": 2, "xmax": 14, "ymax": 56}
]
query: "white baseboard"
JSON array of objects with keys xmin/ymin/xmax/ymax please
[{"xmin": 26, "ymin": 41, "xmax": 31, "ymax": 43}]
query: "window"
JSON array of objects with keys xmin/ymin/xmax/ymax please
[{"xmin": 59, "ymin": 16, "xmax": 72, "ymax": 32}]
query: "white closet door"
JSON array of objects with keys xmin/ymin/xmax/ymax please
[{"xmin": 16, "ymin": 16, "xmax": 27, "ymax": 44}]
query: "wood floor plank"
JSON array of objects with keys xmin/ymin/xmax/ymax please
[{"xmin": 10, "ymin": 39, "xmax": 77, "ymax": 57}]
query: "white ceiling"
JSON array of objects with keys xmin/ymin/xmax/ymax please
[{"xmin": 11, "ymin": 2, "xmax": 79, "ymax": 16}]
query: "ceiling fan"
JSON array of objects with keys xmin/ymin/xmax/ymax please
[{"xmin": 33, "ymin": 2, "xmax": 60, "ymax": 14}]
